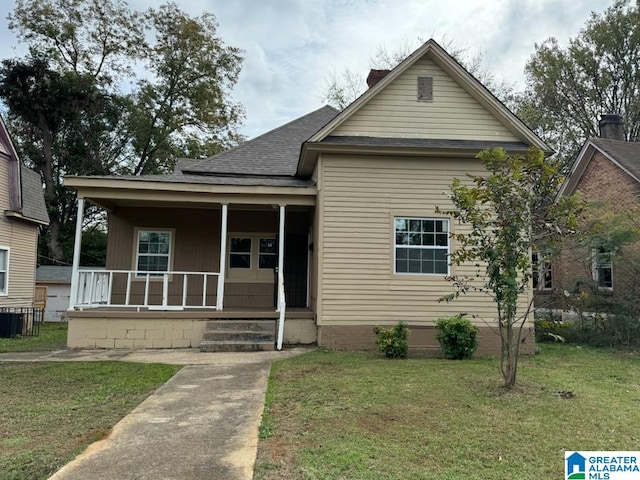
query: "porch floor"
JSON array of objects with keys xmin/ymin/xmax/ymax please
[{"xmin": 66, "ymin": 307, "xmax": 313, "ymax": 320}]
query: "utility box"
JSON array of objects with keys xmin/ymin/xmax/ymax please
[{"xmin": 0, "ymin": 312, "xmax": 24, "ymax": 337}]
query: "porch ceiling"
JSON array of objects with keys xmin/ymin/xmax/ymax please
[{"xmin": 64, "ymin": 177, "xmax": 316, "ymax": 211}]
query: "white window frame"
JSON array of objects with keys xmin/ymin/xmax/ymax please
[
  {"xmin": 229, "ymin": 237, "xmax": 253, "ymax": 269},
  {"xmin": 592, "ymin": 246, "xmax": 613, "ymax": 291},
  {"xmin": 0, "ymin": 247, "xmax": 9, "ymax": 295},
  {"xmin": 393, "ymin": 217, "xmax": 449, "ymax": 276},
  {"xmin": 532, "ymin": 252, "xmax": 553, "ymax": 291},
  {"xmin": 258, "ymin": 237, "xmax": 277, "ymax": 270},
  {"xmin": 134, "ymin": 229, "xmax": 173, "ymax": 278},
  {"xmin": 227, "ymin": 233, "xmax": 277, "ymax": 283}
]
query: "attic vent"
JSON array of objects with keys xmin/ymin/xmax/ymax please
[{"xmin": 417, "ymin": 76, "xmax": 433, "ymax": 101}]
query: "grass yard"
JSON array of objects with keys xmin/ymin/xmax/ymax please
[
  {"xmin": 255, "ymin": 345, "xmax": 640, "ymax": 479},
  {"xmin": 0, "ymin": 361, "xmax": 180, "ymax": 480},
  {"xmin": 0, "ymin": 322, "xmax": 68, "ymax": 353}
]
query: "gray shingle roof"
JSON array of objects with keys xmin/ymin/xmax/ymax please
[
  {"xmin": 320, "ymin": 136, "xmax": 531, "ymax": 152},
  {"xmin": 83, "ymin": 173, "xmax": 314, "ymax": 187},
  {"xmin": 20, "ymin": 165, "xmax": 49, "ymax": 224},
  {"xmin": 36, "ymin": 265, "xmax": 104, "ymax": 283},
  {"xmin": 591, "ymin": 138, "xmax": 640, "ymax": 182},
  {"xmin": 183, "ymin": 106, "xmax": 339, "ymax": 176}
]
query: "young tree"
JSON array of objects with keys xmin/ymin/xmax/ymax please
[
  {"xmin": 437, "ymin": 147, "xmax": 582, "ymax": 388},
  {"xmin": 524, "ymin": 0, "xmax": 640, "ymax": 163}
]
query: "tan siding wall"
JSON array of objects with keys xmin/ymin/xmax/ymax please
[
  {"xmin": 332, "ymin": 57, "xmax": 520, "ymax": 142},
  {"xmin": 0, "ymin": 158, "xmax": 38, "ymax": 307},
  {"xmin": 106, "ymin": 207, "xmax": 311, "ymax": 309},
  {"xmin": 317, "ymin": 154, "xmax": 532, "ymax": 331}
]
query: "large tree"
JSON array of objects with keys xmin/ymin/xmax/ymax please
[
  {"xmin": 523, "ymin": 0, "xmax": 640, "ymax": 163},
  {"xmin": 0, "ymin": 55, "xmax": 118, "ymax": 261},
  {"xmin": 437, "ymin": 148, "xmax": 582, "ymax": 388},
  {"xmin": 1, "ymin": 0, "xmax": 244, "ymax": 263}
]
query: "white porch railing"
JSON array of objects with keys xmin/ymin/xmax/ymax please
[{"xmin": 73, "ymin": 270, "xmax": 220, "ymax": 310}]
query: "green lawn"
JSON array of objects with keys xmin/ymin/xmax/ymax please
[
  {"xmin": 0, "ymin": 360, "xmax": 180, "ymax": 480},
  {"xmin": 255, "ymin": 345, "xmax": 640, "ymax": 479},
  {"xmin": 0, "ymin": 322, "xmax": 67, "ymax": 353}
]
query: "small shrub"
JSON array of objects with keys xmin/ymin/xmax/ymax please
[
  {"xmin": 373, "ymin": 321, "xmax": 409, "ymax": 358},
  {"xmin": 436, "ymin": 316, "xmax": 478, "ymax": 359}
]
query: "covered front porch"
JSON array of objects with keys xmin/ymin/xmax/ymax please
[{"xmin": 64, "ymin": 176, "xmax": 318, "ymax": 350}]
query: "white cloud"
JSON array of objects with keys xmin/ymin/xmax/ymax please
[{"xmin": 0, "ymin": 0, "xmax": 614, "ymax": 138}]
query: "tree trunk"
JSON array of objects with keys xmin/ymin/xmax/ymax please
[
  {"xmin": 38, "ymin": 115, "xmax": 63, "ymax": 262},
  {"xmin": 501, "ymin": 320, "xmax": 520, "ymax": 389}
]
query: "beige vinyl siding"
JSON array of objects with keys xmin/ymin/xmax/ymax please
[
  {"xmin": 332, "ymin": 56, "xmax": 520, "ymax": 142},
  {"xmin": 317, "ymin": 154, "xmax": 532, "ymax": 327},
  {"xmin": 0, "ymin": 157, "xmax": 38, "ymax": 306}
]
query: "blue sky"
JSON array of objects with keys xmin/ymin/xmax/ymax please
[{"xmin": 0, "ymin": 0, "xmax": 614, "ymax": 139}]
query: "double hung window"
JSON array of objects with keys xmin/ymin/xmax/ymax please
[
  {"xmin": 136, "ymin": 230, "xmax": 172, "ymax": 276},
  {"xmin": 394, "ymin": 218, "xmax": 449, "ymax": 275}
]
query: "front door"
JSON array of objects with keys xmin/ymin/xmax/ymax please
[{"xmin": 283, "ymin": 233, "xmax": 308, "ymax": 308}]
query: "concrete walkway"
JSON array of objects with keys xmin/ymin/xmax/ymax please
[{"xmin": 0, "ymin": 348, "xmax": 311, "ymax": 480}]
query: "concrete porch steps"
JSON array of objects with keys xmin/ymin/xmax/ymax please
[{"xmin": 199, "ymin": 319, "xmax": 276, "ymax": 352}]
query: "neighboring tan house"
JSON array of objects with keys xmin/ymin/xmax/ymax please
[
  {"xmin": 0, "ymin": 115, "xmax": 49, "ymax": 310},
  {"xmin": 64, "ymin": 39, "xmax": 551, "ymax": 354},
  {"xmin": 544, "ymin": 114, "xmax": 640, "ymax": 309}
]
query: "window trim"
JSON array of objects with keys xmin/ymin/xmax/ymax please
[
  {"xmin": 133, "ymin": 228, "xmax": 174, "ymax": 280},
  {"xmin": 0, "ymin": 246, "xmax": 9, "ymax": 296},
  {"xmin": 226, "ymin": 232, "xmax": 277, "ymax": 283},
  {"xmin": 393, "ymin": 217, "xmax": 450, "ymax": 276},
  {"xmin": 258, "ymin": 237, "xmax": 277, "ymax": 270},
  {"xmin": 592, "ymin": 246, "xmax": 613, "ymax": 291},
  {"xmin": 532, "ymin": 251, "xmax": 553, "ymax": 291},
  {"xmin": 229, "ymin": 236, "xmax": 252, "ymax": 269}
]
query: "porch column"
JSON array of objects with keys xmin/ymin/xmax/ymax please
[
  {"xmin": 68, "ymin": 196, "xmax": 85, "ymax": 310},
  {"xmin": 276, "ymin": 204, "xmax": 286, "ymax": 350},
  {"xmin": 216, "ymin": 203, "xmax": 228, "ymax": 310}
]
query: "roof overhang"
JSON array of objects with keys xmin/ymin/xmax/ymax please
[
  {"xmin": 299, "ymin": 139, "xmax": 533, "ymax": 178},
  {"xmin": 64, "ymin": 176, "xmax": 317, "ymax": 211},
  {"xmin": 4, "ymin": 210, "xmax": 49, "ymax": 226}
]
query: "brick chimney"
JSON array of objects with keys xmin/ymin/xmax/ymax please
[
  {"xmin": 599, "ymin": 114, "xmax": 625, "ymax": 141},
  {"xmin": 366, "ymin": 69, "xmax": 390, "ymax": 88}
]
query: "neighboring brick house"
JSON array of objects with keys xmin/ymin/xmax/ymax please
[{"xmin": 539, "ymin": 115, "xmax": 640, "ymax": 309}]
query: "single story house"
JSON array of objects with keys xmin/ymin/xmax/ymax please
[{"xmin": 64, "ymin": 39, "xmax": 551, "ymax": 354}]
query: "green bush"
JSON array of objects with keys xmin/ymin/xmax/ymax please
[
  {"xmin": 373, "ymin": 322, "xmax": 409, "ymax": 358},
  {"xmin": 436, "ymin": 316, "xmax": 478, "ymax": 359}
]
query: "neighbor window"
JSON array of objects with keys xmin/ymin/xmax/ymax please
[
  {"xmin": 136, "ymin": 230, "xmax": 171, "ymax": 276},
  {"xmin": 0, "ymin": 248, "xmax": 8, "ymax": 294},
  {"xmin": 394, "ymin": 218, "xmax": 449, "ymax": 274},
  {"xmin": 229, "ymin": 237, "xmax": 252, "ymax": 268},
  {"xmin": 258, "ymin": 238, "xmax": 277, "ymax": 269},
  {"xmin": 593, "ymin": 246, "xmax": 613, "ymax": 290},
  {"xmin": 532, "ymin": 252, "xmax": 552, "ymax": 290}
]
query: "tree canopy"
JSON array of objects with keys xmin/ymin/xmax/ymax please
[
  {"xmin": 522, "ymin": 0, "xmax": 640, "ymax": 162},
  {"xmin": 0, "ymin": 0, "xmax": 244, "ymax": 263}
]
